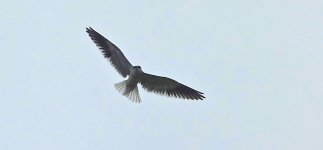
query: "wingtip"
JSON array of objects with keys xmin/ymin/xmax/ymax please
[
  {"xmin": 198, "ymin": 95, "xmax": 205, "ymax": 100},
  {"xmin": 86, "ymin": 27, "xmax": 94, "ymax": 32},
  {"xmin": 163, "ymin": 85, "xmax": 205, "ymax": 100}
]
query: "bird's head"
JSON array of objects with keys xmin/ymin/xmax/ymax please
[
  {"xmin": 132, "ymin": 66, "xmax": 143, "ymax": 73},
  {"xmin": 133, "ymin": 66, "xmax": 141, "ymax": 69},
  {"xmin": 132, "ymin": 66, "xmax": 141, "ymax": 71}
]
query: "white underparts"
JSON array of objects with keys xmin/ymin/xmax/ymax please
[{"xmin": 114, "ymin": 80, "xmax": 141, "ymax": 103}]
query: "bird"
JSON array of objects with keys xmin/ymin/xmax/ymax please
[{"xmin": 86, "ymin": 27, "xmax": 205, "ymax": 103}]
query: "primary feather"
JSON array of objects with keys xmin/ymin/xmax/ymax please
[
  {"xmin": 86, "ymin": 27, "xmax": 133, "ymax": 77},
  {"xmin": 139, "ymin": 73, "xmax": 205, "ymax": 100}
]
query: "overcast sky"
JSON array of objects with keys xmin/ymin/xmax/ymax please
[{"xmin": 0, "ymin": 0, "xmax": 322, "ymax": 150}]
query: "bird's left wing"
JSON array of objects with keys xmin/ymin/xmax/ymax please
[
  {"xmin": 139, "ymin": 73, "xmax": 205, "ymax": 100},
  {"xmin": 86, "ymin": 27, "xmax": 133, "ymax": 77}
]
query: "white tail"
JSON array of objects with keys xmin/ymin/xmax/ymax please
[{"xmin": 114, "ymin": 80, "xmax": 141, "ymax": 103}]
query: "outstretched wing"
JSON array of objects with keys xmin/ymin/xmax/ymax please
[
  {"xmin": 86, "ymin": 27, "xmax": 133, "ymax": 77},
  {"xmin": 139, "ymin": 73, "xmax": 205, "ymax": 100}
]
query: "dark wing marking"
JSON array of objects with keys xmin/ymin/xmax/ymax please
[
  {"xmin": 86, "ymin": 27, "xmax": 133, "ymax": 77},
  {"xmin": 139, "ymin": 73, "xmax": 205, "ymax": 100}
]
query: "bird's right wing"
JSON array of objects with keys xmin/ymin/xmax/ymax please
[
  {"xmin": 139, "ymin": 73, "xmax": 205, "ymax": 100},
  {"xmin": 86, "ymin": 27, "xmax": 133, "ymax": 77}
]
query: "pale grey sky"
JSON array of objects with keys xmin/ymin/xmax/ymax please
[{"xmin": 0, "ymin": 0, "xmax": 322, "ymax": 150}]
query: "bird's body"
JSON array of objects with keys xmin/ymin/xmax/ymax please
[
  {"xmin": 86, "ymin": 27, "xmax": 205, "ymax": 103},
  {"xmin": 115, "ymin": 66, "xmax": 143, "ymax": 102},
  {"xmin": 127, "ymin": 66, "xmax": 143, "ymax": 88}
]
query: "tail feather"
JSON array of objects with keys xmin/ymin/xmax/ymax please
[
  {"xmin": 114, "ymin": 80, "xmax": 127, "ymax": 94},
  {"xmin": 114, "ymin": 80, "xmax": 141, "ymax": 103}
]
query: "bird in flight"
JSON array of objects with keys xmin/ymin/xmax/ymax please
[{"xmin": 86, "ymin": 27, "xmax": 205, "ymax": 103}]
